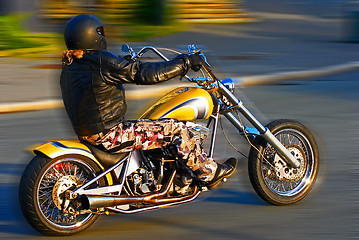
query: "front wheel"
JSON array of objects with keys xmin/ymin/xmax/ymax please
[
  {"xmin": 19, "ymin": 154, "xmax": 105, "ymax": 236},
  {"xmin": 248, "ymin": 119, "xmax": 319, "ymax": 205}
]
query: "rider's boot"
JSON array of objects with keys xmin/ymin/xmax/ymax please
[{"xmin": 207, "ymin": 158, "xmax": 238, "ymax": 189}]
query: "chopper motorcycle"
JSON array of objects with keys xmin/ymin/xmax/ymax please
[{"xmin": 19, "ymin": 44, "xmax": 319, "ymax": 236}]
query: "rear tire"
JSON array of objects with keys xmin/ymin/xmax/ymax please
[
  {"xmin": 19, "ymin": 154, "xmax": 105, "ymax": 236},
  {"xmin": 248, "ymin": 120, "xmax": 319, "ymax": 205}
]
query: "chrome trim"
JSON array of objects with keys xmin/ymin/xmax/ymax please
[
  {"xmin": 107, "ymin": 190, "xmax": 201, "ymax": 214},
  {"xmin": 83, "ymin": 170, "xmax": 178, "ymax": 209}
]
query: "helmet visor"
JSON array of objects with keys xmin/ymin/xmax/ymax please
[{"xmin": 96, "ymin": 26, "xmax": 105, "ymax": 37}]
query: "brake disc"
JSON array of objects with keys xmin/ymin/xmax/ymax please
[
  {"xmin": 52, "ymin": 175, "xmax": 82, "ymax": 211},
  {"xmin": 273, "ymin": 145, "xmax": 307, "ymax": 182}
]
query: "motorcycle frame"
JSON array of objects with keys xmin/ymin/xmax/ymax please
[
  {"xmin": 68, "ymin": 45, "xmax": 302, "ymax": 213},
  {"xmin": 74, "ymin": 152, "xmax": 133, "ymax": 195}
]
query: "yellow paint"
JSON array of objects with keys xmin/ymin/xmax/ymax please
[
  {"xmin": 140, "ymin": 87, "xmax": 213, "ymax": 120},
  {"xmin": 33, "ymin": 140, "xmax": 113, "ymax": 185}
]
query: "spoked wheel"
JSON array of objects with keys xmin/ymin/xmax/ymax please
[
  {"xmin": 248, "ymin": 119, "xmax": 319, "ymax": 205},
  {"xmin": 19, "ymin": 154, "xmax": 105, "ymax": 236}
]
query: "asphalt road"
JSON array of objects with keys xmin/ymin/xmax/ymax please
[{"xmin": 1, "ymin": 70, "xmax": 358, "ymax": 239}]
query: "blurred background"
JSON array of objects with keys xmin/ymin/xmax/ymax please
[
  {"xmin": 0, "ymin": 0, "xmax": 254, "ymax": 57},
  {"xmin": 0, "ymin": 0, "xmax": 358, "ymax": 58}
]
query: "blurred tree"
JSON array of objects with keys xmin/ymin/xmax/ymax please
[
  {"xmin": 134, "ymin": 0, "xmax": 164, "ymax": 25},
  {"xmin": 0, "ymin": 15, "xmax": 43, "ymax": 51}
]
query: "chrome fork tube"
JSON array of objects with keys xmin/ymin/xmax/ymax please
[
  {"xmin": 219, "ymin": 83, "xmax": 300, "ymax": 168},
  {"xmin": 208, "ymin": 107, "xmax": 220, "ymax": 159},
  {"xmin": 222, "ymin": 111, "xmax": 245, "ymax": 133}
]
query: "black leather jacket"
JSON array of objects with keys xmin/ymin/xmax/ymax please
[{"xmin": 60, "ymin": 50, "xmax": 190, "ymax": 136}]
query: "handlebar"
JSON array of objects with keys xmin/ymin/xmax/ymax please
[{"xmin": 121, "ymin": 44, "xmax": 218, "ymax": 84}]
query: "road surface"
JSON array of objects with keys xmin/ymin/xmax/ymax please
[{"xmin": 1, "ymin": 70, "xmax": 358, "ymax": 239}]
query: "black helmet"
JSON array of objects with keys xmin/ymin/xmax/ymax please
[{"xmin": 64, "ymin": 14, "xmax": 107, "ymax": 50}]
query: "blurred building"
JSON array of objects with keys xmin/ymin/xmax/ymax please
[
  {"xmin": 171, "ymin": 0, "xmax": 252, "ymax": 23},
  {"xmin": 38, "ymin": 0, "xmax": 133, "ymax": 23},
  {"xmin": 37, "ymin": 0, "xmax": 252, "ymax": 24}
]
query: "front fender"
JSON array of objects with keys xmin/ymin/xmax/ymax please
[{"xmin": 32, "ymin": 140, "xmax": 113, "ymax": 185}]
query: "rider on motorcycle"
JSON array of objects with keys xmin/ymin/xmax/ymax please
[{"xmin": 60, "ymin": 14, "xmax": 237, "ymax": 189}]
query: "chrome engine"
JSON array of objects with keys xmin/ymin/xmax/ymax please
[
  {"xmin": 125, "ymin": 159, "xmax": 194, "ymax": 196},
  {"xmin": 129, "ymin": 166, "xmax": 156, "ymax": 195}
]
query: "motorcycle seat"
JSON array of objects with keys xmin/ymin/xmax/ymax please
[{"xmin": 82, "ymin": 141, "xmax": 129, "ymax": 168}]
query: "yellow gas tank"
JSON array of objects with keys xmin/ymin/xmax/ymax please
[{"xmin": 140, "ymin": 87, "xmax": 213, "ymax": 121}]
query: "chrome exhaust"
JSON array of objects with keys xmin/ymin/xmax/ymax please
[{"xmin": 81, "ymin": 170, "xmax": 198, "ymax": 210}]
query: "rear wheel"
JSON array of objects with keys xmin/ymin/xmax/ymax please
[
  {"xmin": 248, "ymin": 119, "xmax": 319, "ymax": 205},
  {"xmin": 19, "ymin": 154, "xmax": 105, "ymax": 236}
]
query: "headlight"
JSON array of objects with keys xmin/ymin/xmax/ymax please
[{"xmin": 221, "ymin": 78, "xmax": 235, "ymax": 93}]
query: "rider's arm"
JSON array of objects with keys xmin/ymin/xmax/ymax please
[
  {"xmin": 100, "ymin": 50, "xmax": 200, "ymax": 85},
  {"xmin": 134, "ymin": 55, "xmax": 190, "ymax": 85}
]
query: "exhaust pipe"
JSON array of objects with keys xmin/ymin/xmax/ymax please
[{"xmin": 81, "ymin": 170, "xmax": 198, "ymax": 210}]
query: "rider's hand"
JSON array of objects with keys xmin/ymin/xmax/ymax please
[
  {"xmin": 188, "ymin": 53, "xmax": 202, "ymax": 72},
  {"xmin": 123, "ymin": 55, "xmax": 133, "ymax": 62}
]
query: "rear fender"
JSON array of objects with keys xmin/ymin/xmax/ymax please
[{"xmin": 32, "ymin": 140, "xmax": 113, "ymax": 185}]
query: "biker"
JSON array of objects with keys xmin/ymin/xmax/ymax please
[{"xmin": 60, "ymin": 14, "xmax": 237, "ymax": 189}]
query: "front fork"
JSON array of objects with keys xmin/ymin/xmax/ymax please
[{"xmin": 218, "ymin": 83, "xmax": 301, "ymax": 169}]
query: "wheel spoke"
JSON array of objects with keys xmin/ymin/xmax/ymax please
[
  {"xmin": 261, "ymin": 128, "xmax": 314, "ymax": 196},
  {"xmin": 37, "ymin": 158, "xmax": 98, "ymax": 229}
]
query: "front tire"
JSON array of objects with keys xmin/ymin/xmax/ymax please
[
  {"xmin": 248, "ymin": 120, "xmax": 319, "ymax": 205},
  {"xmin": 19, "ymin": 154, "xmax": 104, "ymax": 236}
]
